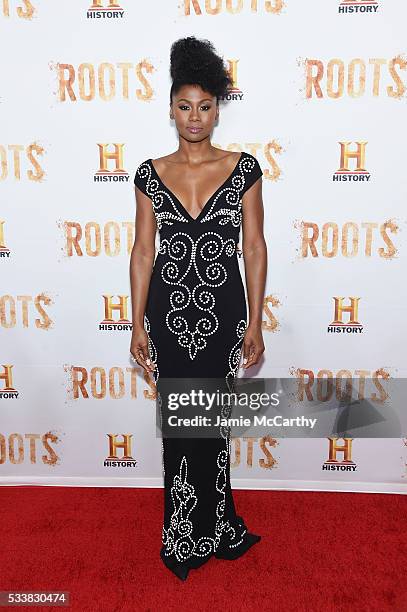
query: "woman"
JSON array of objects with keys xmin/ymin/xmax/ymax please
[{"xmin": 130, "ymin": 36, "xmax": 267, "ymax": 581}]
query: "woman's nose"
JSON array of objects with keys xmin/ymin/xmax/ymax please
[{"xmin": 189, "ymin": 108, "xmax": 200, "ymax": 121}]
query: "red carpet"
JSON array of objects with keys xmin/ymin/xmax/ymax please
[{"xmin": 0, "ymin": 486, "xmax": 406, "ymax": 611}]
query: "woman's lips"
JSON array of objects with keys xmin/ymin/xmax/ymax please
[{"xmin": 187, "ymin": 127, "xmax": 203, "ymax": 133}]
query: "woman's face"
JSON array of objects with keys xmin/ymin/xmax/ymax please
[{"xmin": 170, "ymin": 84, "xmax": 218, "ymax": 142}]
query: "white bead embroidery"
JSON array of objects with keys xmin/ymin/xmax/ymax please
[
  {"xmin": 143, "ymin": 314, "xmax": 159, "ymax": 383},
  {"xmin": 217, "ymin": 319, "xmax": 248, "ymax": 551},
  {"xmin": 143, "ymin": 315, "xmax": 165, "ymax": 479},
  {"xmin": 161, "ymin": 320, "xmax": 248, "ymax": 561},
  {"xmin": 137, "ymin": 155, "xmax": 258, "ymax": 561},
  {"xmin": 220, "ymin": 319, "xmax": 248, "ymax": 440},
  {"xmin": 136, "ymin": 153, "xmax": 258, "ymax": 227},
  {"xmin": 159, "ymin": 231, "xmax": 237, "ymax": 360},
  {"xmin": 136, "ymin": 162, "xmax": 188, "ymax": 229},
  {"xmin": 199, "ymin": 154, "xmax": 257, "ymax": 226}
]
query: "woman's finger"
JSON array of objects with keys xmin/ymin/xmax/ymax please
[
  {"xmin": 131, "ymin": 343, "xmax": 155, "ymax": 372},
  {"xmin": 243, "ymin": 345, "xmax": 259, "ymax": 369},
  {"xmin": 242, "ymin": 340, "xmax": 253, "ymax": 367}
]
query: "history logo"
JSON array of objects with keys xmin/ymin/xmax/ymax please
[
  {"xmin": 0, "ymin": 365, "xmax": 19, "ymax": 399},
  {"xmin": 221, "ymin": 60, "xmax": 244, "ymax": 102},
  {"xmin": 322, "ymin": 437, "xmax": 357, "ymax": 472},
  {"xmin": 87, "ymin": 0, "xmax": 125, "ymax": 19},
  {"xmin": 333, "ymin": 142, "xmax": 371, "ymax": 182},
  {"xmin": 99, "ymin": 295, "xmax": 132, "ymax": 331},
  {"xmin": 327, "ymin": 297, "xmax": 363, "ymax": 334},
  {"xmin": 0, "ymin": 221, "xmax": 10, "ymax": 258},
  {"xmin": 104, "ymin": 434, "xmax": 137, "ymax": 468},
  {"xmin": 338, "ymin": 0, "xmax": 379, "ymax": 15},
  {"xmin": 94, "ymin": 144, "xmax": 129, "ymax": 182}
]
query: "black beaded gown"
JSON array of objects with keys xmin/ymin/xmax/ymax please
[{"xmin": 133, "ymin": 151, "xmax": 263, "ymax": 581}]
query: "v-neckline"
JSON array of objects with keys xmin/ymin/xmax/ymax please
[{"xmin": 148, "ymin": 152, "xmax": 244, "ymax": 223}]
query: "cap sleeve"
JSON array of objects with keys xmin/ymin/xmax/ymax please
[
  {"xmin": 241, "ymin": 154, "xmax": 263, "ymax": 195},
  {"xmin": 134, "ymin": 159, "xmax": 151, "ymax": 197}
]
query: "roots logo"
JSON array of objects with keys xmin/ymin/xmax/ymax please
[
  {"xmin": 338, "ymin": 0, "xmax": 379, "ymax": 14},
  {"xmin": 322, "ymin": 437, "xmax": 357, "ymax": 472},
  {"xmin": 1, "ymin": 1, "xmax": 35, "ymax": 19},
  {"xmin": 297, "ymin": 220, "xmax": 398, "ymax": 259},
  {"xmin": 0, "ymin": 432, "xmax": 59, "ymax": 465},
  {"xmin": 87, "ymin": 0, "xmax": 124, "ymax": 19},
  {"xmin": 1, "ymin": 294, "xmax": 53, "ymax": 329},
  {"xmin": 328, "ymin": 297, "xmax": 363, "ymax": 334},
  {"xmin": 99, "ymin": 295, "xmax": 132, "ymax": 330},
  {"xmin": 0, "ymin": 365, "xmax": 19, "ymax": 399},
  {"xmin": 333, "ymin": 142, "xmax": 371, "ymax": 182},
  {"xmin": 61, "ymin": 221, "xmax": 136, "ymax": 258},
  {"xmin": 94, "ymin": 144, "xmax": 129, "ymax": 182},
  {"xmin": 64, "ymin": 365, "xmax": 157, "ymax": 401},
  {"xmin": 54, "ymin": 62, "xmax": 154, "ymax": 102},
  {"xmin": 183, "ymin": 0, "xmax": 284, "ymax": 16},
  {"xmin": 0, "ymin": 143, "xmax": 45, "ymax": 181},
  {"xmin": 0, "ymin": 222, "xmax": 10, "ymax": 258},
  {"xmin": 304, "ymin": 57, "xmax": 407, "ymax": 99},
  {"xmin": 234, "ymin": 437, "xmax": 278, "ymax": 470},
  {"xmin": 104, "ymin": 434, "xmax": 137, "ymax": 468}
]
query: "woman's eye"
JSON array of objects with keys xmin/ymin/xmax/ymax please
[{"xmin": 178, "ymin": 105, "xmax": 211, "ymax": 111}]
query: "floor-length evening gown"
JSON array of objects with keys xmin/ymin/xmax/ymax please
[{"xmin": 134, "ymin": 151, "xmax": 263, "ymax": 581}]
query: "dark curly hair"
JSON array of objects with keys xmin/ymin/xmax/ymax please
[{"xmin": 169, "ymin": 36, "xmax": 233, "ymax": 104}]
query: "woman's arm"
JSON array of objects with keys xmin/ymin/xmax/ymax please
[
  {"xmin": 129, "ymin": 185, "xmax": 157, "ymax": 374},
  {"xmin": 241, "ymin": 178, "xmax": 267, "ymax": 369}
]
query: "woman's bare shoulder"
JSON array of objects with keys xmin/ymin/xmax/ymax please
[
  {"xmin": 150, "ymin": 153, "xmax": 178, "ymax": 173},
  {"xmin": 217, "ymin": 149, "xmax": 241, "ymax": 159},
  {"xmin": 211, "ymin": 150, "xmax": 243, "ymax": 170}
]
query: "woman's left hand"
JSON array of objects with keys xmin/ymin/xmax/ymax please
[{"xmin": 241, "ymin": 324, "xmax": 265, "ymax": 369}]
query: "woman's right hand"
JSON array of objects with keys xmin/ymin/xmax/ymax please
[{"xmin": 130, "ymin": 327, "xmax": 156, "ymax": 373}]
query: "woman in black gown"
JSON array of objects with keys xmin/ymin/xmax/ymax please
[{"xmin": 130, "ymin": 36, "xmax": 267, "ymax": 581}]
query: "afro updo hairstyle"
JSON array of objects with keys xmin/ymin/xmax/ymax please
[{"xmin": 169, "ymin": 36, "xmax": 233, "ymax": 104}]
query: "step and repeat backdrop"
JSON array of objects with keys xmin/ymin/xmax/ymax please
[{"xmin": 1, "ymin": 0, "xmax": 407, "ymax": 493}]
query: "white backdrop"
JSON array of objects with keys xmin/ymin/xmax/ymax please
[{"xmin": 1, "ymin": 0, "xmax": 407, "ymax": 493}]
